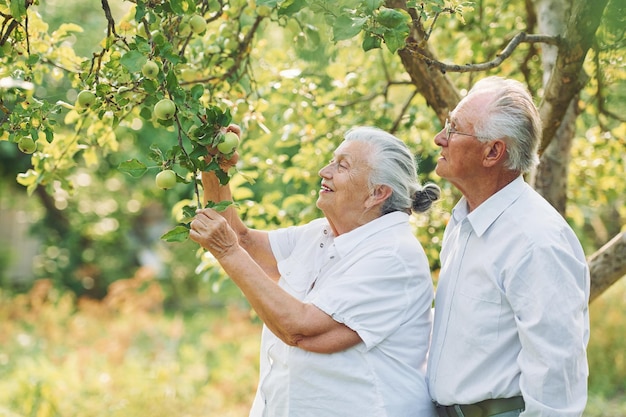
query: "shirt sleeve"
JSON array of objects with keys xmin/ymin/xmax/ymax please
[
  {"xmin": 506, "ymin": 238, "xmax": 590, "ymax": 416},
  {"xmin": 309, "ymin": 249, "xmax": 431, "ymax": 350},
  {"xmin": 268, "ymin": 218, "xmax": 327, "ymax": 262}
]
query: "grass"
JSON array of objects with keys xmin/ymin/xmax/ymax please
[{"xmin": 0, "ymin": 270, "xmax": 625, "ymax": 417}]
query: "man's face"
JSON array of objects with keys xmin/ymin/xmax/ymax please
[
  {"xmin": 316, "ymin": 140, "xmax": 375, "ymax": 235},
  {"xmin": 433, "ymin": 93, "xmax": 491, "ymax": 191}
]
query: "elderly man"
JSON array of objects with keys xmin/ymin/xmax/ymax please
[
  {"xmin": 190, "ymin": 126, "xmax": 440, "ymax": 417},
  {"xmin": 427, "ymin": 77, "xmax": 590, "ymax": 417}
]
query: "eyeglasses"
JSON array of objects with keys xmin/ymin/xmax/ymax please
[{"xmin": 444, "ymin": 119, "xmax": 484, "ymax": 141}]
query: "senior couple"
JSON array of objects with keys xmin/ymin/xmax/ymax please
[{"xmin": 189, "ymin": 77, "xmax": 590, "ymax": 417}]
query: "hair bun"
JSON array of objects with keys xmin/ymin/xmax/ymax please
[{"xmin": 412, "ymin": 183, "xmax": 441, "ymax": 213}]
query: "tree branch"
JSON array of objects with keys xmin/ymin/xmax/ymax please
[
  {"xmin": 589, "ymin": 232, "xmax": 626, "ymax": 302},
  {"xmin": 403, "ymin": 32, "xmax": 560, "ymax": 74},
  {"xmin": 101, "ymin": 0, "xmax": 117, "ymax": 37}
]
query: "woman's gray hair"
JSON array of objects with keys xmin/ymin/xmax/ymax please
[
  {"xmin": 344, "ymin": 126, "xmax": 440, "ymax": 214},
  {"xmin": 469, "ymin": 76, "xmax": 542, "ymax": 173}
]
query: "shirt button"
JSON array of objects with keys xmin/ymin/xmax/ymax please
[
  {"xmin": 320, "ymin": 243, "xmax": 324, "ymax": 248},
  {"xmin": 323, "ymin": 229, "xmax": 328, "ymax": 235}
]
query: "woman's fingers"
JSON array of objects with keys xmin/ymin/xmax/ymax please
[{"xmin": 190, "ymin": 209, "xmax": 238, "ymax": 258}]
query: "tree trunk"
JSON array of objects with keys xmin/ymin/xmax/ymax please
[
  {"xmin": 537, "ymin": 0, "xmax": 609, "ymax": 153},
  {"xmin": 531, "ymin": 100, "xmax": 578, "ymax": 214},
  {"xmin": 530, "ymin": 0, "xmax": 575, "ymax": 215}
]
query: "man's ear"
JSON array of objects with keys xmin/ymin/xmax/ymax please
[
  {"xmin": 483, "ymin": 139, "xmax": 507, "ymax": 167},
  {"xmin": 367, "ymin": 184, "xmax": 393, "ymax": 208}
]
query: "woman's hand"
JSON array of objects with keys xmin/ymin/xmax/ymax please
[
  {"xmin": 206, "ymin": 124, "xmax": 241, "ymax": 171},
  {"xmin": 190, "ymin": 208, "xmax": 239, "ymax": 259}
]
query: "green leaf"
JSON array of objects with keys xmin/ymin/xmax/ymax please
[
  {"xmin": 184, "ymin": 0, "xmax": 197, "ymax": 13},
  {"xmin": 16, "ymin": 169, "xmax": 38, "ymax": 189},
  {"xmin": 362, "ymin": 33, "xmax": 381, "ymax": 51},
  {"xmin": 382, "ymin": 26, "xmax": 409, "ymax": 53},
  {"xmin": 377, "ymin": 8, "xmax": 408, "ymax": 28},
  {"xmin": 181, "ymin": 205, "xmax": 198, "ymax": 222},
  {"xmin": 170, "ymin": 0, "xmax": 185, "ymax": 14},
  {"xmin": 217, "ymin": 108, "xmax": 232, "ymax": 127},
  {"xmin": 207, "ymin": 200, "xmax": 234, "ymax": 212},
  {"xmin": 120, "ymin": 50, "xmax": 146, "ymax": 73},
  {"xmin": 363, "ymin": 0, "xmax": 384, "ymax": 13},
  {"xmin": 161, "ymin": 225, "xmax": 190, "ymax": 242},
  {"xmin": 191, "ymin": 84, "xmax": 204, "ymax": 99},
  {"xmin": 333, "ymin": 16, "xmax": 367, "ymax": 42},
  {"xmin": 135, "ymin": 1, "xmax": 147, "ymax": 20},
  {"xmin": 215, "ymin": 167, "xmax": 230, "ymax": 185},
  {"xmin": 277, "ymin": 0, "xmax": 306, "ymax": 16},
  {"xmin": 165, "ymin": 70, "xmax": 180, "ymax": 93},
  {"xmin": 118, "ymin": 159, "xmax": 148, "ymax": 177},
  {"xmin": 10, "ymin": 0, "xmax": 27, "ymax": 21}
]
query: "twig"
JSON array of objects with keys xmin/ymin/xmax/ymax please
[
  {"xmin": 101, "ymin": 0, "xmax": 118, "ymax": 37},
  {"xmin": 391, "ymin": 89, "xmax": 419, "ymax": 134}
]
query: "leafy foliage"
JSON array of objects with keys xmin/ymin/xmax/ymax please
[{"xmin": 0, "ymin": 0, "xmax": 624, "ymax": 299}]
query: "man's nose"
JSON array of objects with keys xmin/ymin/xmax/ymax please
[{"xmin": 434, "ymin": 129, "xmax": 448, "ymax": 147}]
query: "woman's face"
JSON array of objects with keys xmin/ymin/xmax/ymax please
[{"xmin": 317, "ymin": 140, "xmax": 376, "ymax": 235}]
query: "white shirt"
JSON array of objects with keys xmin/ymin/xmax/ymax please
[
  {"xmin": 249, "ymin": 211, "xmax": 436, "ymax": 417},
  {"xmin": 427, "ymin": 176, "xmax": 590, "ymax": 416}
]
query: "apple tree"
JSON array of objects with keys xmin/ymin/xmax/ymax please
[{"xmin": 1, "ymin": 0, "xmax": 624, "ymax": 301}]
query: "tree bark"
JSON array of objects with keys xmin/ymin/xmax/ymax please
[
  {"xmin": 537, "ymin": 0, "xmax": 609, "ymax": 154},
  {"xmin": 529, "ymin": 0, "xmax": 576, "ymax": 215},
  {"xmin": 589, "ymin": 232, "xmax": 626, "ymax": 302},
  {"xmin": 531, "ymin": 100, "xmax": 578, "ymax": 214},
  {"xmin": 388, "ymin": 0, "xmax": 460, "ymax": 124},
  {"xmin": 397, "ymin": 32, "xmax": 460, "ymax": 124}
]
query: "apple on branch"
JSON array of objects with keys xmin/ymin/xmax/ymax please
[
  {"xmin": 189, "ymin": 14, "xmax": 207, "ymax": 34},
  {"xmin": 142, "ymin": 60, "xmax": 159, "ymax": 79},
  {"xmin": 18, "ymin": 136, "xmax": 37, "ymax": 154},
  {"xmin": 217, "ymin": 131, "xmax": 240, "ymax": 154},
  {"xmin": 156, "ymin": 169, "xmax": 177, "ymax": 189},
  {"xmin": 154, "ymin": 98, "xmax": 176, "ymax": 120},
  {"xmin": 75, "ymin": 90, "xmax": 96, "ymax": 109}
]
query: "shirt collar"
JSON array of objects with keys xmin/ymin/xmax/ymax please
[
  {"xmin": 452, "ymin": 176, "xmax": 526, "ymax": 237},
  {"xmin": 329, "ymin": 211, "xmax": 409, "ymax": 257}
]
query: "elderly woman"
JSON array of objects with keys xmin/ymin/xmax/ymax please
[{"xmin": 190, "ymin": 126, "xmax": 439, "ymax": 417}]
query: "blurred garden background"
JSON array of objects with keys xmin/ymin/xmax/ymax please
[{"xmin": 1, "ymin": 0, "xmax": 625, "ymax": 415}]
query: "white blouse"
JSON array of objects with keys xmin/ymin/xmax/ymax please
[{"xmin": 249, "ymin": 211, "xmax": 436, "ymax": 417}]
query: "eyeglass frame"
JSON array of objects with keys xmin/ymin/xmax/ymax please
[{"xmin": 444, "ymin": 118, "xmax": 489, "ymax": 141}]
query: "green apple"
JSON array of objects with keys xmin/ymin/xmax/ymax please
[
  {"xmin": 18, "ymin": 136, "xmax": 37, "ymax": 154},
  {"xmin": 76, "ymin": 90, "xmax": 96, "ymax": 109},
  {"xmin": 154, "ymin": 98, "xmax": 176, "ymax": 120},
  {"xmin": 155, "ymin": 169, "xmax": 177, "ymax": 189},
  {"xmin": 217, "ymin": 131, "xmax": 240, "ymax": 154},
  {"xmin": 257, "ymin": 5, "xmax": 272, "ymax": 17},
  {"xmin": 189, "ymin": 14, "xmax": 207, "ymax": 34},
  {"xmin": 142, "ymin": 60, "xmax": 159, "ymax": 79}
]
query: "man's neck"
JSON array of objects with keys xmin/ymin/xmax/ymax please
[{"xmin": 463, "ymin": 170, "xmax": 520, "ymax": 212}]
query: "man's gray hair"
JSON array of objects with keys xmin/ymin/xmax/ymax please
[
  {"xmin": 469, "ymin": 76, "xmax": 542, "ymax": 173},
  {"xmin": 344, "ymin": 126, "xmax": 440, "ymax": 214}
]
